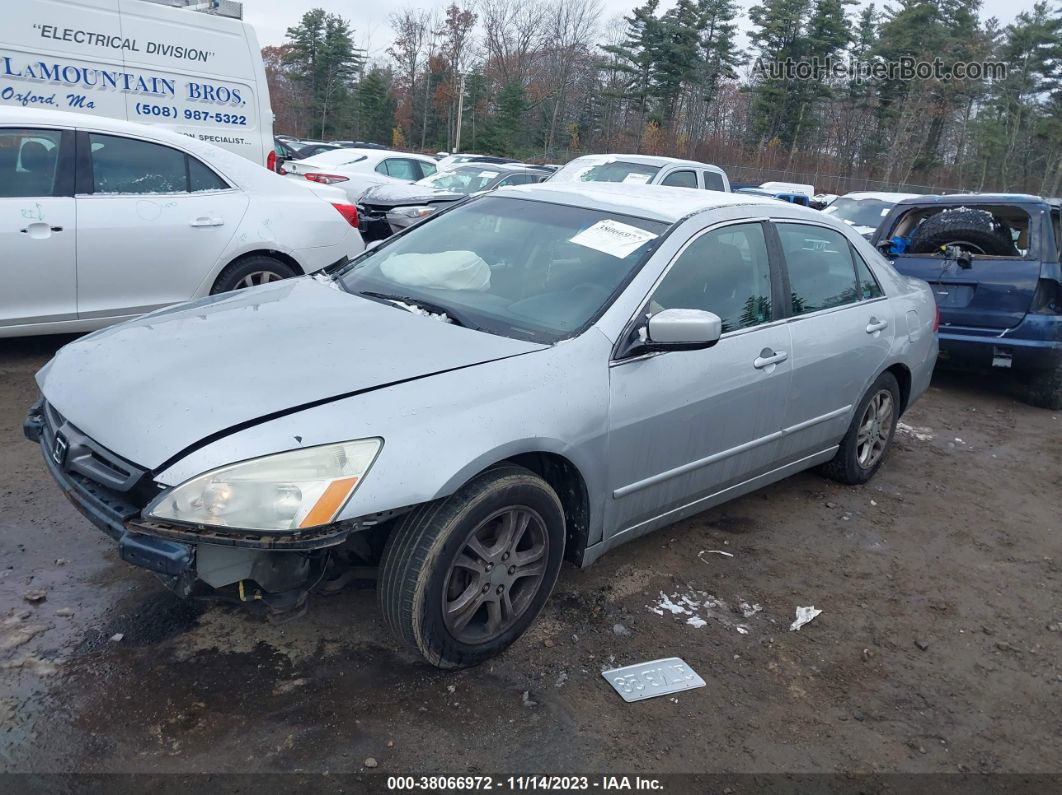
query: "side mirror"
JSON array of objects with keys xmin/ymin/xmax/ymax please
[{"xmin": 646, "ymin": 308, "xmax": 722, "ymax": 351}]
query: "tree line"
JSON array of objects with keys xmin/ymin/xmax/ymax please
[{"xmin": 262, "ymin": 0, "xmax": 1062, "ymax": 195}]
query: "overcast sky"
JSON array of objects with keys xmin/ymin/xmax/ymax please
[{"xmin": 244, "ymin": 0, "xmax": 1037, "ymax": 63}]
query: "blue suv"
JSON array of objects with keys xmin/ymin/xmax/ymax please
[{"xmin": 873, "ymin": 194, "xmax": 1062, "ymax": 408}]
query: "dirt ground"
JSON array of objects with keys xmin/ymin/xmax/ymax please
[{"xmin": 1, "ymin": 334, "xmax": 1059, "ymax": 781}]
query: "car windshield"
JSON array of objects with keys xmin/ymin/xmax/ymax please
[
  {"xmin": 824, "ymin": 198, "xmax": 895, "ymax": 228},
  {"xmin": 417, "ymin": 166, "xmax": 502, "ymax": 194},
  {"xmin": 337, "ymin": 196, "xmax": 668, "ymax": 343},
  {"xmin": 552, "ymin": 159, "xmax": 661, "ymax": 185}
]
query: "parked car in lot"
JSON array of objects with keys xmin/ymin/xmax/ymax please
[
  {"xmin": 825, "ymin": 192, "xmax": 922, "ymax": 239},
  {"xmin": 331, "ymin": 141, "xmax": 388, "ymax": 150},
  {"xmin": 26, "ymin": 183, "xmax": 937, "ymax": 667},
  {"xmin": 735, "ymin": 187, "xmax": 812, "ymax": 206},
  {"xmin": 357, "ymin": 163, "xmax": 551, "ymax": 240},
  {"xmin": 435, "ymin": 153, "xmax": 520, "ymax": 171},
  {"xmin": 549, "ymin": 154, "xmax": 730, "ymax": 192},
  {"xmin": 284, "ymin": 148, "xmax": 439, "ymax": 203},
  {"xmin": 873, "ymin": 193, "xmax": 1062, "ymax": 407},
  {"xmin": 0, "ymin": 108, "xmax": 363, "ymax": 337}
]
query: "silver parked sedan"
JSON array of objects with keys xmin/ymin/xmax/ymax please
[{"xmin": 26, "ymin": 183, "xmax": 938, "ymax": 668}]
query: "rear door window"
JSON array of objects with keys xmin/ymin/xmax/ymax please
[
  {"xmin": 776, "ymin": 223, "xmax": 859, "ymax": 314},
  {"xmin": 852, "ymin": 248, "xmax": 883, "ymax": 299},
  {"xmin": 89, "ymin": 134, "xmax": 186, "ymax": 194},
  {"xmin": 660, "ymin": 170, "xmax": 698, "ymax": 189},
  {"xmin": 0, "ymin": 128, "xmax": 63, "ymax": 197},
  {"xmin": 188, "ymin": 157, "xmax": 229, "ymax": 192},
  {"xmin": 702, "ymin": 171, "xmax": 726, "ymax": 191},
  {"xmin": 377, "ymin": 158, "xmax": 418, "ymax": 180}
]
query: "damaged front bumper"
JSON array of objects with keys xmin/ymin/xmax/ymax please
[{"xmin": 24, "ymin": 399, "xmax": 387, "ymax": 608}]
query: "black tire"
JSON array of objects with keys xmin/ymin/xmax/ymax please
[
  {"xmin": 819, "ymin": 372, "xmax": 901, "ymax": 485},
  {"xmin": 909, "ymin": 208, "xmax": 1017, "ymax": 257},
  {"xmin": 210, "ymin": 255, "xmax": 298, "ymax": 294},
  {"xmin": 378, "ymin": 465, "xmax": 565, "ymax": 669},
  {"xmin": 1023, "ymin": 365, "xmax": 1062, "ymax": 410}
]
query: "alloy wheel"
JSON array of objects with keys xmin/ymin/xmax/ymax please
[
  {"xmin": 856, "ymin": 389, "xmax": 894, "ymax": 468},
  {"xmin": 235, "ymin": 271, "xmax": 283, "ymax": 289},
  {"xmin": 442, "ymin": 507, "xmax": 549, "ymax": 643}
]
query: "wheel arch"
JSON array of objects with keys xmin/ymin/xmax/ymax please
[
  {"xmin": 223, "ymin": 249, "xmax": 305, "ymax": 277},
  {"xmin": 434, "ymin": 444, "xmax": 594, "ymax": 565},
  {"xmin": 883, "ymin": 362, "xmax": 912, "ymax": 414}
]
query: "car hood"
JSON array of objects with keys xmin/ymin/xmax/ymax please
[
  {"xmin": 361, "ymin": 182, "xmax": 463, "ymax": 206},
  {"xmin": 37, "ymin": 278, "xmax": 546, "ymax": 471}
]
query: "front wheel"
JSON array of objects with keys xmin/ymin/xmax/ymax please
[
  {"xmin": 819, "ymin": 372, "xmax": 901, "ymax": 485},
  {"xmin": 378, "ymin": 465, "xmax": 566, "ymax": 668}
]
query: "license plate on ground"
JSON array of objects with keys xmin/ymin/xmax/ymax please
[{"xmin": 601, "ymin": 657, "xmax": 706, "ymax": 702}]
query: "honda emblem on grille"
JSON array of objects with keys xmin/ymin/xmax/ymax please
[{"xmin": 52, "ymin": 434, "xmax": 68, "ymax": 466}]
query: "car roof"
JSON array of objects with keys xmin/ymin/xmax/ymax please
[
  {"xmin": 894, "ymin": 192, "xmax": 1047, "ymax": 205},
  {"xmin": 2, "ymin": 106, "xmax": 191, "ymax": 141},
  {"xmin": 565, "ymin": 153, "xmax": 725, "ymax": 172},
  {"xmin": 454, "ymin": 163, "xmax": 540, "ymax": 173},
  {"xmin": 841, "ymin": 192, "xmax": 923, "ymax": 201},
  {"xmin": 492, "ymin": 182, "xmax": 783, "ymax": 224}
]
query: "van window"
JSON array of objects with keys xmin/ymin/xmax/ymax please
[
  {"xmin": 776, "ymin": 223, "xmax": 859, "ymax": 314},
  {"xmin": 89, "ymin": 134, "xmax": 186, "ymax": 194},
  {"xmin": 0, "ymin": 129, "xmax": 62, "ymax": 197},
  {"xmin": 660, "ymin": 170, "xmax": 698, "ymax": 189},
  {"xmin": 703, "ymin": 171, "xmax": 726, "ymax": 191}
]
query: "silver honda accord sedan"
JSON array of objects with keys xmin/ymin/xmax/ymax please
[{"xmin": 25, "ymin": 183, "xmax": 938, "ymax": 668}]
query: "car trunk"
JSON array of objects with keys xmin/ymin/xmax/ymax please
[{"xmin": 889, "ymin": 254, "xmax": 1041, "ymax": 330}]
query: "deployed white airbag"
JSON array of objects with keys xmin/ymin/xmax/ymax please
[{"xmin": 380, "ymin": 250, "xmax": 491, "ymax": 291}]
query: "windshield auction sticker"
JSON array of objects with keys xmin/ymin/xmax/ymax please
[{"xmin": 570, "ymin": 219, "xmax": 659, "ymax": 259}]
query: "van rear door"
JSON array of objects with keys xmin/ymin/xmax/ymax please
[{"xmin": 878, "ymin": 204, "xmax": 1043, "ymax": 331}]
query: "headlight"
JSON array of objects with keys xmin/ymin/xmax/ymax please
[
  {"xmin": 393, "ymin": 205, "xmax": 436, "ymax": 219},
  {"xmin": 146, "ymin": 439, "xmax": 381, "ymax": 531}
]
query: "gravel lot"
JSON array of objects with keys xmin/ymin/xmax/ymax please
[{"xmin": 1, "ymin": 334, "xmax": 1059, "ymax": 779}]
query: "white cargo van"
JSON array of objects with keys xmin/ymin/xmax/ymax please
[{"xmin": 0, "ymin": 0, "xmax": 273, "ymax": 167}]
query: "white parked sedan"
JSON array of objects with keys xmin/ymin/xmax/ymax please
[
  {"xmin": 1, "ymin": 108, "xmax": 364, "ymax": 338},
  {"xmin": 283, "ymin": 148, "xmax": 439, "ymax": 203}
]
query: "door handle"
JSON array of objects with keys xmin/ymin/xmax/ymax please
[
  {"xmin": 189, "ymin": 217, "xmax": 224, "ymax": 227},
  {"xmin": 19, "ymin": 222, "xmax": 61, "ymax": 237},
  {"xmin": 866, "ymin": 317, "xmax": 889, "ymax": 333},
  {"xmin": 754, "ymin": 349, "xmax": 788, "ymax": 369}
]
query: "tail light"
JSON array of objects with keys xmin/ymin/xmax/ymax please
[
  {"xmin": 331, "ymin": 203, "xmax": 359, "ymax": 228},
  {"xmin": 307, "ymin": 173, "xmax": 349, "ymax": 185},
  {"xmin": 933, "ymin": 305, "xmax": 941, "ymax": 332},
  {"xmin": 266, "ymin": 149, "xmax": 277, "ymax": 172}
]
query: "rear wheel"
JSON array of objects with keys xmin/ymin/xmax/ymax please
[
  {"xmin": 378, "ymin": 465, "xmax": 565, "ymax": 668},
  {"xmin": 210, "ymin": 255, "xmax": 297, "ymax": 294},
  {"xmin": 819, "ymin": 372, "xmax": 901, "ymax": 485}
]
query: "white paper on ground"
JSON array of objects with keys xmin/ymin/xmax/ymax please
[
  {"xmin": 570, "ymin": 219, "xmax": 658, "ymax": 259},
  {"xmin": 790, "ymin": 605, "xmax": 822, "ymax": 631}
]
